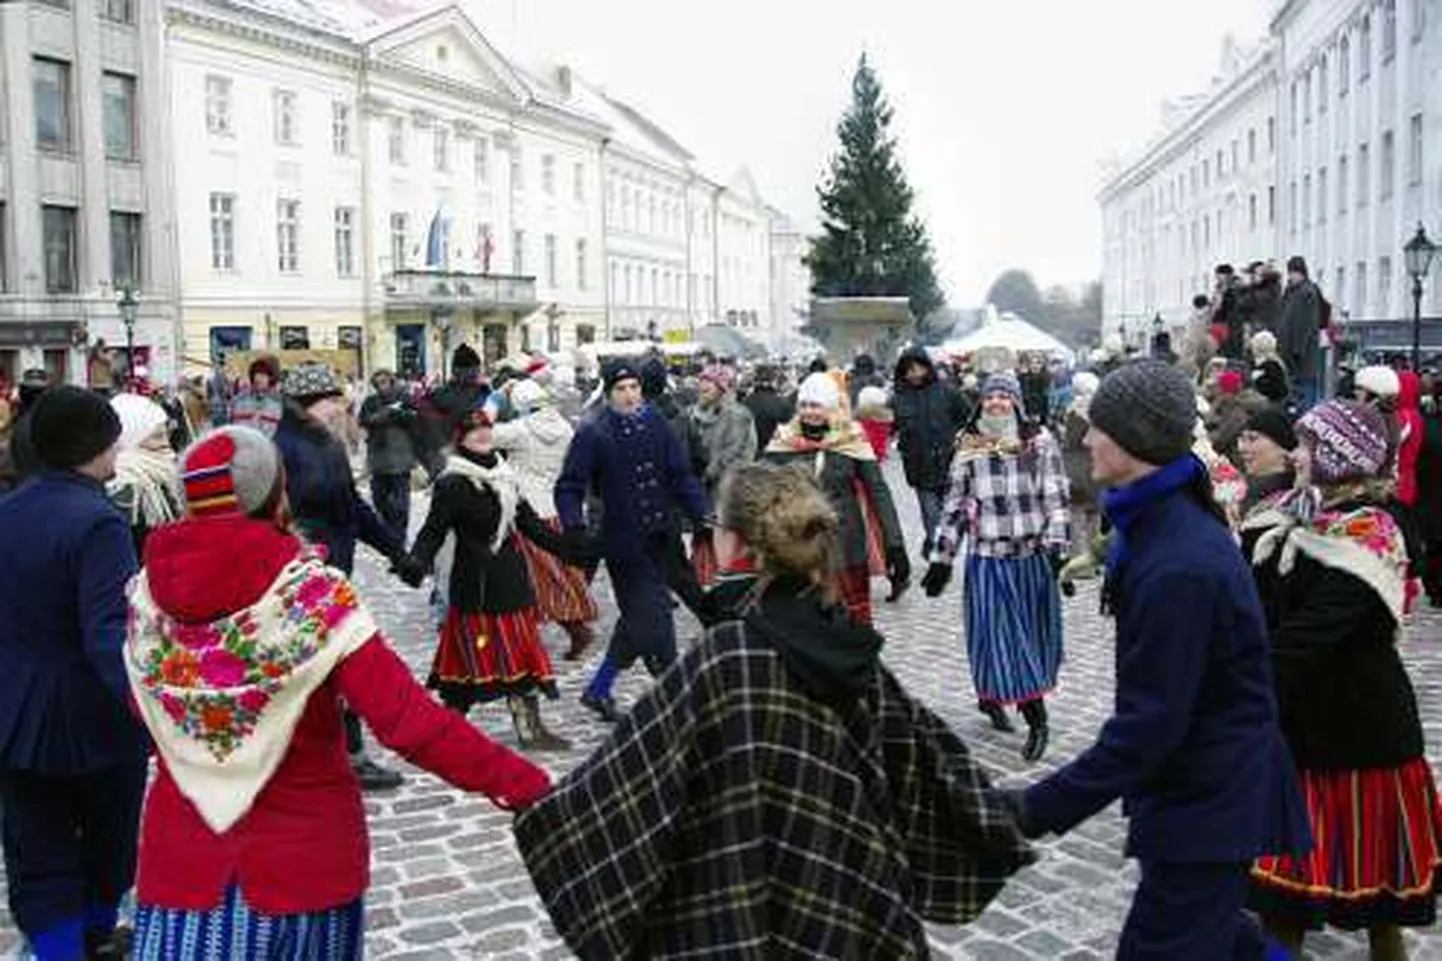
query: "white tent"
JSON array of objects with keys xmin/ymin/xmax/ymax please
[{"xmin": 941, "ymin": 308, "xmax": 1075, "ymax": 365}]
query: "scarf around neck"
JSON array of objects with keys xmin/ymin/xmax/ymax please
[
  {"xmin": 1101, "ymin": 454, "xmax": 1207, "ymax": 577},
  {"xmin": 766, "ymin": 417, "xmax": 875, "ymax": 461},
  {"xmin": 443, "ymin": 450, "xmax": 521, "ymax": 552},
  {"xmin": 110, "ymin": 446, "xmax": 184, "ymax": 530},
  {"xmin": 125, "ymin": 553, "xmax": 378, "ymax": 833}
]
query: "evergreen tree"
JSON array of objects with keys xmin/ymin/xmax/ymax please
[{"xmin": 807, "ymin": 55, "xmax": 945, "ymax": 324}]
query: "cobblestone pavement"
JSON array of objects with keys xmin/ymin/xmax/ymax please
[{"xmin": 5, "ymin": 461, "xmax": 1442, "ymax": 959}]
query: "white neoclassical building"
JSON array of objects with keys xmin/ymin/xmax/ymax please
[{"xmin": 0, "ymin": 0, "xmax": 180, "ymax": 385}]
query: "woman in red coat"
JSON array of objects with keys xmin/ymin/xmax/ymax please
[{"xmin": 124, "ymin": 426, "xmax": 550, "ymax": 960}]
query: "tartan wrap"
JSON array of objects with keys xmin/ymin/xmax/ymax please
[{"xmin": 513, "ymin": 620, "xmax": 1035, "ymax": 959}]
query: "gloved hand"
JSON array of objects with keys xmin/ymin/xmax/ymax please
[
  {"xmin": 921, "ymin": 562, "xmax": 952, "ymax": 598},
  {"xmin": 391, "ymin": 554, "xmax": 426, "ymax": 589},
  {"xmin": 1047, "ymin": 551, "xmax": 1075, "ymax": 598},
  {"xmin": 885, "ymin": 547, "xmax": 911, "ymax": 603},
  {"xmin": 557, "ymin": 528, "xmax": 602, "ymax": 567},
  {"xmin": 995, "ymin": 788, "xmax": 1043, "ymax": 839}
]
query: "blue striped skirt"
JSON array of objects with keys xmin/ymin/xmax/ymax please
[
  {"xmin": 962, "ymin": 553, "xmax": 1063, "ymax": 704},
  {"xmin": 133, "ymin": 886, "xmax": 363, "ymax": 960}
]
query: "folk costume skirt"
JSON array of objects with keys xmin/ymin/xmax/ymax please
[
  {"xmin": 1248, "ymin": 758, "xmax": 1442, "ymax": 929},
  {"xmin": 133, "ymin": 886, "xmax": 363, "ymax": 960},
  {"xmin": 962, "ymin": 553, "xmax": 1063, "ymax": 704},
  {"xmin": 428, "ymin": 607, "xmax": 560, "ymax": 710},
  {"xmin": 516, "ymin": 517, "xmax": 598, "ymax": 626},
  {"xmin": 837, "ymin": 564, "xmax": 873, "ymax": 626},
  {"xmin": 690, "ymin": 530, "xmax": 719, "ymax": 590}
]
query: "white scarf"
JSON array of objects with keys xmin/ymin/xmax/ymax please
[
  {"xmin": 125, "ymin": 556, "xmax": 378, "ymax": 833},
  {"xmin": 110, "ymin": 446, "xmax": 184, "ymax": 530},
  {"xmin": 443, "ymin": 452, "xmax": 520, "ymax": 553}
]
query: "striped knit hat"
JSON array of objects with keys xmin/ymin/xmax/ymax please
[
  {"xmin": 179, "ymin": 426, "xmax": 282, "ymax": 518},
  {"xmin": 1295, "ymin": 399, "xmax": 1389, "ymax": 485}
]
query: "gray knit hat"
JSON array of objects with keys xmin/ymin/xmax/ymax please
[
  {"xmin": 281, "ymin": 362, "xmax": 343, "ymax": 404},
  {"xmin": 1088, "ymin": 360, "xmax": 1198, "ymax": 466}
]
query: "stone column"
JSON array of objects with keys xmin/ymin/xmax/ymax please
[{"xmin": 3, "ymin": 3, "xmax": 43, "ymax": 298}]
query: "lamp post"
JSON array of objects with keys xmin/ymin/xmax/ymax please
[
  {"xmin": 431, "ymin": 282, "xmax": 454, "ymax": 381},
  {"xmin": 1403, "ymin": 223, "xmax": 1438, "ymax": 372},
  {"xmin": 116, "ymin": 287, "xmax": 139, "ymax": 389}
]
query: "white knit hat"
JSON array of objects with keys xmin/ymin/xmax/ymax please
[
  {"xmin": 510, "ymin": 378, "xmax": 549, "ymax": 413},
  {"xmin": 856, "ymin": 385, "xmax": 888, "ymax": 410},
  {"xmin": 110, "ymin": 393, "xmax": 170, "ymax": 450},
  {"xmin": 1355, "ymin": 364, "xmax": 1401, "ymax": 399},
  {"xmin": 796, "ymin": 372, "xmax": 841, "ymax": 410}
]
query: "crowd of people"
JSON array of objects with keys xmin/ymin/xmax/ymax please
[{"xmin": 0, "ymin": 311, "xmax": 1440, "ymax": 959}]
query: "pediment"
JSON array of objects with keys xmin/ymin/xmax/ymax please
[{"xmin": 367, "ymin": 7, "xmax": 530, "ymax": 103}]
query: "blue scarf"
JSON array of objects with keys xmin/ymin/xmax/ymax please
[{"xmin": 1101, "ymin": 454, "xmax": 1207, "ymax": 577}]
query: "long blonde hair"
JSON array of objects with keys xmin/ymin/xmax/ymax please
[{"xmin": 717, "ymin": 463, "xmax": 840, "ymax": 602}]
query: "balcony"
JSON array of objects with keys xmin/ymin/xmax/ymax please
[{"xmin": 382, "ymin": 270, "xmax": 538, "ymax": 314}]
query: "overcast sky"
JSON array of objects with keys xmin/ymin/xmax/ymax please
[{"xmin": 477, "ymin": 0, "xmax": 1268, "ymax": 305}]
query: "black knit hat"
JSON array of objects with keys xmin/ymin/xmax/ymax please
[
  {"xmin": 30, "ymin": 386, "xmax": 122, "ymax": 470},
  {"xmin": 452, "ymin": 343, "xmax": 481, "ymax": 373},
  {"xmin": 1088, "ymin": 360, "xmax": 1198, "ymax": 466},
  {"xmin": 1244, "ymin": 405, "xmax": 1297, "ymax": 451},
  {"xmin": 602, "ymin": 357, "xmax": 642, "ymax": 394}
]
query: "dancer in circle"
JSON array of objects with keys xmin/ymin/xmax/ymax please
[{"xmin": 922, "ymin": 370, "xmax": 1070, "ymax": 761}]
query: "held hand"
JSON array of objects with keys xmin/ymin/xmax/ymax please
[
  {"xmin": 885, "ymin": 547, "xmax": 911, "ymax": 603},
  {"xmin": 920, "ymin": 562, "xmax": 952, "ymax": 598},
  {"xmin": 1046, "ymin": 551, "xmax": 1076, "ymax": 598},
  {"xmin": 391, "ymin": 555, "xmax": 426, "ymax": 589}
]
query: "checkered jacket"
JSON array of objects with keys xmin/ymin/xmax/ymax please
[
  {"xmin": 931, "ymin": 428, "xmax": 1071, "ymax": 562},
  {"xmin": 513, "ymin": 621, "xmax": 1034, "ymax": 959}
]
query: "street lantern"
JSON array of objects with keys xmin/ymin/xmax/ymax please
[
  {"xmin": 116, "ymin": 287, "xmax": 139, "ymax": 388},
  {"xmin": 431, "ymin": 283, "xmax": 454, "ymax": 380},
  {"xmin": 1404, "ymin": 223, "xmax": 1438, "ymax": 371}
]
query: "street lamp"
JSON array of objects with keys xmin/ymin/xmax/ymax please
[
  {"xmin": 1404, "ymin": 223, "xmax": 1438, "ymax": 371},
  {"xmin": 116, "ymin": 287, "xmax": 139, "ymax": 388},
  {"xmin": 431, "ymin": 282, "xmax": 454, "ymax": 381}
]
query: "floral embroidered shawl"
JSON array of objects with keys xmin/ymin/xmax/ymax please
[{"xmin": 125, "ymin": 554, "xmax": 379, "ymax": 833}]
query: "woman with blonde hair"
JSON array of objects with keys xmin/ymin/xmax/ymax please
[{"xmin": 515, "ymin": 461, "xmax": 1033, "ymax": 957}]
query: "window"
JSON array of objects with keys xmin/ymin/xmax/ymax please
[
  {"xmin": 1249, "ymin": 193, "xmax": 1258, "ymax": 230},
  {"xmin": 433, "ymin": 126, "xmax": 449, "ymax": 172},
  {"xmin": 1290, "ymin": 83, "xmax": 1299, "ymax": 134},
  {"xmin": 389, "ymin": 212, "xmax": 407, "ymax": 270},
  {"xmin": 649, "ymin": 196, "xmax": 657, "ymax": 233},
  {"xmin": 541, "ymin": 154, "xmax": 555, "ymax": 195},
  {"xmin": 573, "ymin": 163, "xmax": 585, "ymax": 203},
  {"xmin": 1360, "ymin": 14, "xmax": 1372, "ymax": 81},
  {"xmin": 1303, "ymin": 71, "xmax": 1312, "ymax": 123},
  {"xmin": 1337, "ymin": 267, "xmax": 1346, "ymax": 309},
  {"xmin": 1380, "ymin": 130, "xmax": 1395, "ymax": 200},
  {"xmin": 1383, "ymin": 0, "xmax": 1397, "ymax": 61},
  {"xmin": 1289, "ymin": 181, "xmax": 1298, "ymax": 233},
  {"xmin": 34, "ymin": 58, "xmax": 72, "ymax": 152},
  {"xmin": 0, "ymin": 203, "xmax": 7, "ymax": 292},
  {"xmin": 511, "ymin": 229, "xmax": 524, "ymax": 274},
  {"xmin": 1338, "ymin": 155, "xmax": 1349, "ymax": 214},
  {"xmin": 1268, "ymin": 185, "xmax": 1276, "ymax": 224},
  {"xmin": 1246, "ymin": 128, "xmax": 1256, "ymax": 165},
  {"xmin": 387, "ymin": 116, "xmax": 405, "ymax": 164},
  {"xmin": 102, "ymin": 0, "xmax": 135, "ymax": 24},
  {"xmin": 474, "ymin": 137, "xmax": 489, "ymax": 182},
  {"xmin": 209, "ymin": 193, "xmax": 235, "ymax": 270},
  {"xmin": 651, "ymin": 268, "xmax": 658, "ymax": 305},
  {"xmin": 1339, "ymin": 34, "xmax": 1352, "ymax": 93},
  {"xmin": 575, "ymin": 239, "xmax": 587, "ymax": 290},
  {"xmin": 276, "ymin": 199, "xmax": 299, "ymax": 273},
  {"xmin": 331, "ymin": 102, "xmax": 351, "ymax": 156},
  {"xmin": 544, "ymin": 234, "xmax": 557, "ymax": 287},
  {"xmin": 1267, "ymin": 117, "xmax": 1276, "ymax": 153},
  {"xmin": 1319, "ymin": 57, "xmax": 1328, "ymax": 114},
  {"xmin": 334, "ymin": 207, "xmax": 355, "ymax": 276},
  {"xmin": 1319, "ymin": 168, "xmax": 1329, "ymax": 225},
  {"xmin": 1409, "ymin": 114, "xmax": 1424, "ymax": 184},
  {"xmin": 623, "ymin": 264, "xmax": 633, "ymax": 302},
  {"xmin": 273, "ymin": 90, "xmax": 297, "ymax": 145},
  {"xmin": 42, "ymin": 205, "xmax": 77, "ymax": 294},
  {"xmin": 510, "ymin": 147, "xmax": 524, "ymax": 191},
  {"xmin": 1355, "ymin": 261, "xmax": 1368, "ymax": 314},
  {"xmin": 1379, "ymin": 256, "xmax": 1392, "ymax": 313},
  {"xmin": 1231, "ymin": 140, "xmax": 1239, "ymax": 173},
  {"xmin": 1412, "ymin": 0, "xmax": 1425, "ymax": 42},
  {"xmin": 109, "ymin": 211, "xmax": 141, "ymax": 287},
  {"xmin": 1302, "ymin": 174, "xmax": 1312, "ymax": 227},
  {"xmin": 1357, "ymin": 143, "xmax": 1370, "ymax": 207},
  {"xmin": 279, "ymin": 326, "xmax": 309, "ymax": 350},
  {"xmin": 1216, "ymin": 149, "xmax": 1224, "ymax": 177},
  {"xmin": 102, "ymin": 72, "xmax": 136, "ymax": 160}
]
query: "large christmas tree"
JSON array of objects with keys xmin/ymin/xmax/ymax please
[{"xmin": 807, "ymin": 55, "xmax": 945, "ymax": 324}]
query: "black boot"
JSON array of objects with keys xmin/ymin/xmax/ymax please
[
  {"xmin": 580, "ymin": 693, "xmax": 620, "ymax": 723},
  {"xmin": 1020, "ymin": 699, "xmax": 1049, "ymax": 762},
  {"xmin": 979, "ymin": 701, "xmax": 1015, "ymax": 733},
  {"xmin": 522, "ymin": 696, "xmax": 572, "ymax": 752}
]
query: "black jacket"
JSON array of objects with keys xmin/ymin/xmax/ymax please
[
  {"xmin": 360, "ymin": 390, "xmax": 422, "ymax": 476},
  {"xmin": 889, "ymin": 349, "xmax": 970, "ymax": 491},
  {"xmin": 1277, "ymin": 279, "xmax": 1321, "ymax": 381},
  {"xmin": 741, "ymin": 387, "xmax": 794, "ymax": 452}
]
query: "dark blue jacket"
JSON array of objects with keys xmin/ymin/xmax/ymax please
[
  {"xmin": 1025, "ymin": 487, "xmax": 1308, "ymax": 863},
  {"xmin": 273, "ymin": 406, "xmax": 400, "ymax": 576},
  {"xmin": 554, "ymin": 404, "xmax": 709, "ymax": 560},
  {"xmin": 0, "ymin": 470, "xmax": 147, "ymax": 773}
]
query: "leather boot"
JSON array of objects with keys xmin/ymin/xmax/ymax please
[
  {"xmin": 979, "ymin": 700, "xmax": 1015, "ymax": 733},
  {"xmin": 508, "ymin": 695, "xmax": 535, "ymax": 748},
  {"xmin": 523, "ymin": 696, "xmax": 572, "ymax": 752},
  {"xmin": 561, "ymin": 621, "xmax": 596, "ymax": 661},
  {"xmin": 1020, "ymin": 699, "xmax": 1049, "ymax": 762}
]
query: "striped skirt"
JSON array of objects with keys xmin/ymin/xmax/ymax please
[
  {"xmin": 428, "ymin": 607, "xmax": 559, "ymax": 709},
  {"xmin": 517, "ymin": 519, "xmax": 598, "ymax": 625},
  {"xmin": 133, "ymin": 886, "xmax": 363, "ymax": 960},
  {"xmin": 962, "ymin": 553, "xmax": 1063, "ymax": 704},
  {"xmin": 1249, "ymin": 758, "xmax": 1442, "ymax": 929}
]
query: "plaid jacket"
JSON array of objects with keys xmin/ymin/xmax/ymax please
[
  {"xmin": 931, "ymin": 428, "xmax": 1071, "ymax": 562},
  {"xmin": 513, "ymin": 621, "xmax": 1034, "ymax": 959}
]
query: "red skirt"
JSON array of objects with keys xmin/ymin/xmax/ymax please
[
  {"xmin": 1249, "ymin": 758, "xmax": 1442, "ymax": 929},
  {"xmin": 837, "ymin": 565, "xmax": 872, "ymax": 626},
  {"xmin": 428, "ymin": 607, "xmax": 559, "ymax": 707},
  {"xmin": 691, "ymin": 530, "xmax": 719, "ymax": 589},
  {"xmin": 516, "ymin": 519, "xmax": 598, "ymax": 625}
]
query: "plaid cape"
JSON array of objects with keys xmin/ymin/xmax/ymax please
[{"xmin": 513, "ymin": 620, "xmax": 1035, "ymax": 959}]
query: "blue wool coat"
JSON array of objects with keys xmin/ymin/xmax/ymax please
[
  {"xmin": 1025, "ymin": 488, "xmax": 1308, "ymax": 863},
  {"xmin": 554, "ymin": 404, "xmax": 709, "ymax": 560},
  {"xmin": 0, "ymin": 471, "xmax": 147, "ymax": 773}
]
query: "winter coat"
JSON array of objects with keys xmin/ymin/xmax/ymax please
[
  {"xmin": 132, "ymin": 514, "xmax": 547, "ymax": 914},
  {"xmin": 1207, "ymin": 390, "xmax": 1268, "ymax": 466},
  {"xmin": 741, "ymin": 387, "xmax": 794, "ymax": 452},
  {"xmin": 1396, "ymin": 372, "xmax": 1424, "ymax": 507},
  {"xmin": 273, "ymin": 404, "xmax": 402, "ymax": 575},
  {"xmin": 1278, "ymin": 279, "xmax": 1321, "ymax": 381},
  {"xmin": 418, "ymin": 378, "xmax": 486, "ymax": 472},
  {"xmin": 1025, "ymin": 480, "xmax": 1306, "ymax": 863},
  {"xmin": 1252, "ymin": 358, "xmax": 1290, "ymax": 404},
  {"xmin": 687, "ymin": 399, "xmax": 757, "ymax": 498},
  {"xmin": 229, "ymin": 388, "xmax": 283, "ymax": 438},
  {"xmin": 1418, "ymin": 409, "xmax": 1442, "ymax": 549},
  {"xmin": 0, "ymin": 470, "xmax": 146, "ymax": 773},
  {"xmin": 890, "ymin": 348, "xmax": 971, "ymax": 491},
  {"xmin": 0, "ymin": 426, "xmax": 15, "ymax": 496},
  {"xmin": 554, "ymin": 405, "xmax": 710, "ymax": 561},
  {"xmin": 491, "ymin": 407, "xmax": 574, "ymax": 517},
  {"xmin": 359, "ymin": 390, "xmax": 422, "ymax": 476},
  {"xmin": 1241, "ymin": 275, "xmax": 1282, "ymax": 336},
  {"xmin": 1214, "ymin": 280, "xmax": 1246, "ymax": 360}
]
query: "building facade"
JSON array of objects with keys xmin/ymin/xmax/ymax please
[{"xmin": 0, "ymin": 0, "xmax": 179, "ymax": 385}]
